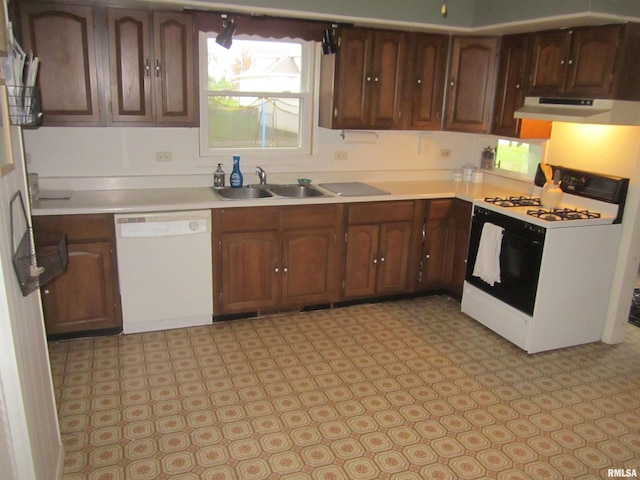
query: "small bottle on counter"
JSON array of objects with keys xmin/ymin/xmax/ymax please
[
  {"xmin": 480, "ymin": 147, "xmax": 495, "ymax": 170},
  {"xmin": 213, "ymin": 163, "xmax": 225, "ymax": 189},
  {"xmin": 230, "ymin": 155, "xmax": 243, "ymax": 188}
]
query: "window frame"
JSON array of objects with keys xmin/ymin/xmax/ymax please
[
  {"xmin": 198, "ymin": 31, "xmax": 316, "ymax": 158},
  {"xmin": 492, "ymin": 138, "xmax": 547, "ymax": 180}
]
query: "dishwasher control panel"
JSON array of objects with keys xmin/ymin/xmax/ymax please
[{"xmin": 116, "ymin": 211, "xmax": 210, "ymax": 238}]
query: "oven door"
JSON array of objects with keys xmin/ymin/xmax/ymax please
[{"xmin": 465, "ymin": 207, "xmax": 545, "ymax": 315}]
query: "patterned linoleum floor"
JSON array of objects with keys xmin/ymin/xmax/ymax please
[{"xmin": 49, "ymin": 295, "xmax": 640, "ymax": 480}]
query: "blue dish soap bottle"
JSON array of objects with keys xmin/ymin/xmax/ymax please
[{"xmin": 230, "ymin": 155, "xmax": 243, "ymax": 188}]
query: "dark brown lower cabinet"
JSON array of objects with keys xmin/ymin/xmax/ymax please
[
  {"xmin": 33, "ymin": 214, "xmax": 122, "ymax": 336},
  {"xmin": 343, "ymin": 201, "xmax": 415, "ymax": 300},
  {"xmin": 414, "ymin": 199, "xmax": 472, "ymax": 299},
  {"xmin": 415, "ymin": 199, "xmax": 451, "ymax": 291},
  {"xmin": 444, "ymin": 199, "xmax": 473, "ymax": 299},
  {"xmin": 213, "ymin": 205, "xmax": 342, "ymax": 315}
]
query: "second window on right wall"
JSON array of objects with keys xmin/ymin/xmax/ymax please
[{"xmin": 494, "ymin": 139, "xmax": 544, "ymax": 178}]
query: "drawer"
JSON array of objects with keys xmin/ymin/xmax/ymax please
[
  {"xmin": 348, "ymin": 201, "xmax": 415, "ymax": 224},
  {"xmin": 33, "ymin": 214, "xmax": 114, "ymax": 243},
  {"xmin": 281, "ymin": 204, "xmax": 339, "ymax": 230},
  {"xmin": 215, "ymin": 207, "xmax": 280, "ymax": 232},
  {"xmin": 427, "ymin": 199, "xmax": 452, "ymax": 220}
]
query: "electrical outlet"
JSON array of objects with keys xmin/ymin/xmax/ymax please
[
  {"xmin": 156, "ymin": 151, "xmax": 173, "ymax": 162},
  {"xmin": 335, "ymin": 151, "xmax": 348, "ymax": 161},
  {"xmin": 440, "ymin": 149, "xmax": 451, "ymax": 158}
]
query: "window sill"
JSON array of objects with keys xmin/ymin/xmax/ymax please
[{"xmin": 482, "ymin": 168, "xmax": 536, "ymax": 191}]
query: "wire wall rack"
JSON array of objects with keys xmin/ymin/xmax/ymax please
[{"xmin": 10, "ymin": 191, "xmax": 67, "ymax": 296}]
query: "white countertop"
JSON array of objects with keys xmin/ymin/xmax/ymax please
[{"xmin": 31, "ymin": 180, "xmax": 526, "ymax": 216}]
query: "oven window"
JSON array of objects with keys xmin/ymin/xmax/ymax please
[{"xmin": 466, "ymin": 217, "xmax": 545, "ymax": 316}]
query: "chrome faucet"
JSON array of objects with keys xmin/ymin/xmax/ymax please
[{"xmin": 256, "ymin": 166, "xmax": 267, "ymax": 185}]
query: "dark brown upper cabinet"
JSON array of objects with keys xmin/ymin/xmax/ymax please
[
  {"xmin": 528, "ymin": 23, "xmax": 640, "ymax": 100},
  {"xmin": 19, "ymin": 2, "xmax": 102, "ymax": 125},
  {"xmin": 403, "ymin": 32, "xmax": 448, "ymax": 130},
  {"xmin": 319, "ymin": 27, "xmax": 406, "ymax": 129},
  {"xmin": 492, "ymin": 34, "xmax": 551, "ymax": 139},
  {"xmin": 444, "ymin": 36, "xmax": 499, "ymax": 133},
  {"xmin": 18, "ymin": 2, "xmax": 197, "ymax": 126},
  {"xmin": 108, "ymin": 9, "xmax": 196, "ymax": 125}
]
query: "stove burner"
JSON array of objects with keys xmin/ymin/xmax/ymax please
[
  {"xmin": 484, "ymin": 196, "xmax": 541, "ymax": 207},
  {"xmin": 526, "ymin": 208, "xmax": 602, "ymax": 221}
]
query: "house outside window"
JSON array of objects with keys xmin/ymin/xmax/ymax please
[
  {"xmin": 494, "ymin": 139, "xmax": 544, "ymax": 177},
  {"xmin": 199, "ymin": 34, "xmax": 314, "ymax": 157}
]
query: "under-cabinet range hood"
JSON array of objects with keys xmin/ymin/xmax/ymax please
[{"xmin": 514, "ymin": 97, "xmax": 640, "ymax": 126}]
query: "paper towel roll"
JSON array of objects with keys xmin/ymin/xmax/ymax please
[{"xmin": 340, "ymin": 130, "xmax": 378, "ymax": 143}]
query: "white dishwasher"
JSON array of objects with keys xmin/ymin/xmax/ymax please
[{"xmin": 114, "ymin": 210, "xmax": 213, "ymax": 334}]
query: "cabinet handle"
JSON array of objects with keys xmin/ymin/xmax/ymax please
[
  {"xmin": 145, "ymin": 59, "xmax": 151, "ymax": 76},
  {"xmin": 44, "ymin": 289, "xmax": 50, "ymax": 295},
  {"xmin": 560, "ymin": 59, "xmax": 565, "ymax": 65},
  {"xmin": 373, "ymin": 258, "xmax": 378, "ymax": 264},
  {"xmin": 274, "ymin": 266, "xmax": 279, "ymax": 273},
  {"xmin": 283, "ymin": 267, "xmax": 288, "ymax": 273},
  {"xmin": 380, "ymin": 257, "xmax": 385, "ymax": 263},
  {"xmin": 155, "ymin": 59, "xmax": 161, "ymax": 77},
  {"xmin": 366, "ymin": 75, "xmax": 372, "ymax": 82},
  {"xmin": 450, "ymin": 77, "xmax": 455, "ymax": 88},
  {"xmin": 417, "ymin": 78, "xmax": 422, "ymax": 85},
  {"xmin": 425, "ymin": 254, "xmax": 430, "ymax": 259},
  {"xmin": 515, "ymin": 83, "xmax": 521, "ymax": 89},
  {"xmin": 373, "ymin": 76, "xmax": 379, "ymax": 82},
  {"xmin": 568, "ymin": 59, "xmax": 573, "ymax": 65}
]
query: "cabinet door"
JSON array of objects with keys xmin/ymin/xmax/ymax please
[
  {"xmin": 377, "ymin": 221, "xmax": 412, "ymax": 294},
  {"xmin": 41, "ymin": 242, "xmax": 120, "ymax": 335},
  {"xmin": 281, "ymin": 228, "xmax": 336, "ymax": 306},
  {"xmin": 153, "ymin": 12, "xmax": 195, "ymax": 124},
  {"xmin": 444, "ymin": 200, "xmax": 472, "ymax": 300},
  {"xmin": 492, "ymin": 35, "xmax": 530, "ymax": 137},
  {"xmin": 369, "ymin": 30, "xmax": 405, "ymax": 128},
  {"xmin": 407, "ymin": 33, "xmax": 447, "ymax": 129},
  {"xmin": 565, "ymin": 25, "xmax": 621, "ymax": 96},
  {"xmin": 419, "ymin": 200, "xmax": 451, "ymax": 291},
  {"xmin": 108, "ymin": 9, "xmax": 153, "ymax": 123},
  {"xmin": 445, "ymin": 37, "xmax": 498, "ymax": 133},
  {"xmin": 344, "ymin": 224, "xmax": 379, "ymax": 298},
  {"xmin": 528, "ymin": 30, "xmax": 572, "ymax": 96},
  {"xmin": 220, "ymin": 231, "xmax": 280, "ymax": 313},
  {"xmin": 334, "ymin": 28, "xmax": 374, "ymax": 128},
  {"xmin": 19, "ymin": 2, "xmax": 101, "ymax": 124}
]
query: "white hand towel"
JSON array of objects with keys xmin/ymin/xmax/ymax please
[{"xmin": 472, "ymin": 222, "xmax": 504, "ymax": 286}]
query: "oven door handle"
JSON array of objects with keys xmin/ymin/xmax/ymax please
[{"xmin": 472, "ymin": 219, "xmax": 543, "ymax": 246}]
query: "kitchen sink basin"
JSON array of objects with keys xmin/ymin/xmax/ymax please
[
  {"xmin": 215, "ymin": 186, "xmax": 273, "ymax": 200},
  {"xmin": 266, "ymin": 184, "xmax": 326, "ymax": 198},
  {"xmin": 215, "ymin": 184, "xmax": 327, "ymax": 200}
]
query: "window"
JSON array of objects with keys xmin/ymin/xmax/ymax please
[
  {"xmin": 199, "ymin": 34, "xmax": 314, "ymax": 156},
  {"xmin": 494, "ymin": 139, "xmax": 544, "ymax": 177}
]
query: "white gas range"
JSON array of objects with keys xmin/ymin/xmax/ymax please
[{"xmin": 461, "ymin": 164, "xmax": 629, "ymax": 353}]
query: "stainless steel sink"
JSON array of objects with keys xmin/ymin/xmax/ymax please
[
  {"xmin": 215, "ymin": 186, "xmax": 273, "ymax": 200},
  {"xmin": 266, "ymin": 184, "xmax": 326, "ymax": 198},
  {"xmin": 215, "ymin": 184, "xmax": 327, "ymax": 200}
]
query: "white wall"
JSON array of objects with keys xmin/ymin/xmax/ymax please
[
  {"xmin": 544, "ymin": 122, "xmax": 640, "ymax": 343},
  {"xmin": 0, "ymin": 126, "xmax": 63, "ymax": 479},
  {"xmin": 23, "ymin": 126, "xmax": 498, "ymax": 188}
]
